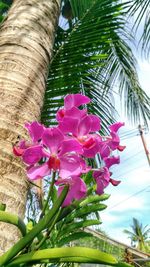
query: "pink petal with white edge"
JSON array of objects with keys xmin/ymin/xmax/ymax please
[
  {"xmin": 88, "ymin": 115, "xmax": 101, "ymax": 132},
  {"xmin": 64, "ymin": 94, "xmax": 91, "ymax": 110},
  {"xmin": 42, "ymin": 128, "xmax": 64, "ymax": 154},
  {"xmin": 59, "ymin": 155, "xmax": 81, "ymax": 178},
  {"xmin": 59, "ymin": 139, "xmax": 83, "ymax": 156},
  {"xmin": 109, "ymin": 122, "xmax": 125, "ymax": 133},
  {"xmin": 25, "ymin": 121, "xmax": 44, "ymax": 142},
  {"xmin": 27, "ymin": 163, "xmax": 50, "ymax": 180},
  {"xmin": 78, "ymin": 116, "xmax": 91, "ymax": 136},
  {"xmin": 22, "ymin": 145, "xmax": 44, "ymax": 165}
]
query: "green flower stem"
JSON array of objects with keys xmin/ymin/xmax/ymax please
[
  {"xmin": 35, "ymin": 209, "xmax": 61, "ymax": 250},
  {"xmin": 40, "ymin": 172, "xmax": 56, "ymax": 219},
  {"xmin": 0, "ymin": 186, "xmax": 69, "ymax": 266},
  {"xmin": 6, "ymin": 247, "xmax": 118, "ymax": 266},
  {"xmin": 0, "ymin": 211, "xmax": 26, "ymax": 236}
]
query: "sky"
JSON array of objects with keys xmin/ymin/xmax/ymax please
[{"xmin": 100, "ymin": 58, "xmax": 150, "ymax": 245}]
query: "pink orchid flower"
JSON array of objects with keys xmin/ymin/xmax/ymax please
[
  {"xmin": 93, "ymin": 167, "xmax": 110, "ymax": 195},
  {"xmin": 56, "ymin": 94, "xmax": 90, "ymax": 122},
  {"xmin": 26, "ymin": 127, "xmax": 86, "ymax": 180},
  {"xmin": 56, "ymin": 176, "xmax": 87, "ymax": 207},
  {"xmin": 13, "ymin": 121, "xmax": 46, "ymax": 161},
  {"xmin": 93, "ymin": 167, "xmax": 121, "ymax": 195},
  {"xmin": 59, "ymin": 114, "xmax": 101, "ymax": 158},
  {"xmin": 106, "ymin": 122, "xmax": 126, "ymax": 151}
]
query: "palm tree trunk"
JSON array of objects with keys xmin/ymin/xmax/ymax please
[{"xmin": 0, "ymin": 0, "xmax": 60, "ymax": 254}]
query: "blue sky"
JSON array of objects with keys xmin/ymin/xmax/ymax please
[{"xmin": 100, "ymin": 58, "xmax": 150, "ymax": 245}]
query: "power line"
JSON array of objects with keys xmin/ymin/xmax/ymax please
[
  {"xmin": 106, "ymin": 185, "xmax": 150, "ymax": 211},
  {"xmin": 114, "ymin": 163, "xmax": 147, "ymax": 179},
  {"xmin": 119, "ymin": 150, "xmax": 143, "ymax": 165},
  {"xmin": 120, "ymin": 129, "xmax": 138, "ymax": 138}
]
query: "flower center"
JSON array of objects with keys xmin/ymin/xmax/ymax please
[
  {"xmin": 48, "ymin": 155, "xmax": 60, "ymax": 171},
  {"xmin": 82, "ymin": 137, "xmax": 95, "ymax": 149}
]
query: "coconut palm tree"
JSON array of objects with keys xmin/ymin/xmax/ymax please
[
  {"xmin": 0, "ymin": 0, "xmax": 150, "ymax": 254},
  {"xmin": 0, "ymin": 0, "xmax": 60, "ymax": 253},
  {"xmin": 124, "ymin": 218, "xmax": 150, "ymax": 252}
]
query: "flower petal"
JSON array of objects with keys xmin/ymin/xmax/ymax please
[
  {"xmin": 83, "ymin": 137, "xmax": 99, "ymax": 158},
  {"xmin": 99, "ymin": 143, "xmax": 110, "ymax": 159},
  {"xmin": 88, "ymin": 115, "xmax": 101, "ymax": 132},
  {"xmin": 104, "ymin": 156, "xmax": 120, "ymax": 169},
  {"xmin": 56, "ymin": 108, "xmax": 65, "ymax": 122},
  {"xmin": 110, "ymin": 178, "xmax": 121, "ymax": 186},
  {"xmin": 59, "ymin": 155, "xmax": 82, "ymax": 178},
  {"xmin": 117, "ymin": 145, "xmax": 126, "ymax": 151},
  {"xmin": 25, "ymin": 121, "xmax": 44, "ymax": 142},
  {"xmin": 93, "ymin": 167, "xmax": 110, "ymax": 195},
  {"xmin": 57, "ymin": 176, "xmax": 87, "ymax": 207},
  {"xmin": 78, "ymin": 116, "xmax": 91, "ymax": 136},
  {"xmin": 59, "ymin": 117, "xmax": 79, "ymax": 136},
  {"xmin": 109, "ymin": 122, "xmax": 125, "ymax": 133},
  {"xmin": 42, "ymin": 128, "xmax": 64, "ymax": 154},
  {"xmin": 27, "ymin": 163, "xmax": 50, "ymax": 180},
  {"xmin": 107, "ymin": 132, "xmax": 120, "ymax": 151},
  {"xmin": 59, "ymin": 139, "xmax": 83, "ymax": 156},
  {"xmin": 64, "ymin": 94, "xmax": 90, "ymax": 110},
  {"xmin": 22, "ymin": 145, "xmax": 44, "ymax": 165},
  {"xmin": 13, "ymin": 146, "xmax": 24, "ymax": 156}
]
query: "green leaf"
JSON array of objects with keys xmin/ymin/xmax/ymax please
[
  {"xmin": 79, "ymin": 194, "xmax": 110, "ymax": 207},
  {"xmin": 114, "ymin": 262, "xmax": 133, "ymax": 267},
  {"xmin": 57, "ymin": 231, "xmax": 93, "ymax": 246},
  {"xmin": 0, "ymin": 186, "xmax": 69, "ymax": 266},
  {"xmin": 0, "ymin": 211, "xmax": 26, "ymax": 236},
  {"xmin": 60, "ymin": 219, "xmax": 101, "ymax": 237},
  {"xmin": 65, "ymin": 203, "xmax": 107, "ymax": 224},
  {"xmin": 7, "ymin": 247, "xmax": 118, "ymax": 266},
  {"xmin": 41, "ymin": 0, "xmax": 150, "ymax": 128}
]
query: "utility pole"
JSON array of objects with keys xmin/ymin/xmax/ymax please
[{"xmin": 138, "ymin": 125, "xmax": 150, "ymax": 166}]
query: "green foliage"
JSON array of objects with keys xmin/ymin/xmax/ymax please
[
  {"xmin": 124, "ymin": 218, "xmax": 150, "ymax": 252},
  {"xmin": 6, "ymin": 247, "xmax": 118, "ymax": 266},
  {"xmin": 128, "ymin": 0, "xmax": 150, "ymax": 57},
  {"xmin": 41, "ymin": 0, "xmax": 150, "ymax": 130}
]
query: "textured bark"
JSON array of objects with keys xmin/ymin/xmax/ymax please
[{"xmin": 0, "ymin": 0, "xmax": 60, "ymax": 254}]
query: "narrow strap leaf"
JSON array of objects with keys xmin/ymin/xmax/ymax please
[
  {"xmin": 0, "ymin": 186, "xmax": 68, "ymax": 266},
  {"xmin": 0, "ymin": 211, "xmax": 26, "ymax": 236},
  {"xmin": 7, "ymin": 247, "xmax": 118, "ymax": 266}
]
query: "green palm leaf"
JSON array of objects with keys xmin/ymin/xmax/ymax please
[
  {"xmin": 41, "ymin": 0, "xmax": 125, "ymax": 129},
  {"xmin": 41, "ymin": 0, "xmax": 150, "ymax": 130},
  {"xmin": 128, "ymin": 0, "xmax": 150, "ymax": 57}
]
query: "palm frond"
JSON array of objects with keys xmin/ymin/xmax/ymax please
[
  {"xmin": 41, "ymin": 0, "xmax": 150, "ymax": 130},
  {"xmin": 41, "ymin": 0, "xmax": 127, "ymax": 131},
  {"xmin": 97, "ymin": 29, "xmax": 150, "ymax": 125},
  {"xmin": 128, "ymin": 0, "xmax": 150, "ymax": 57}
]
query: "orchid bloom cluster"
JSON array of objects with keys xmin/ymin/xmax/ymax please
[{"xmin": 13, "ymin": 94, "xmax": 125, "ymax": 206}]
